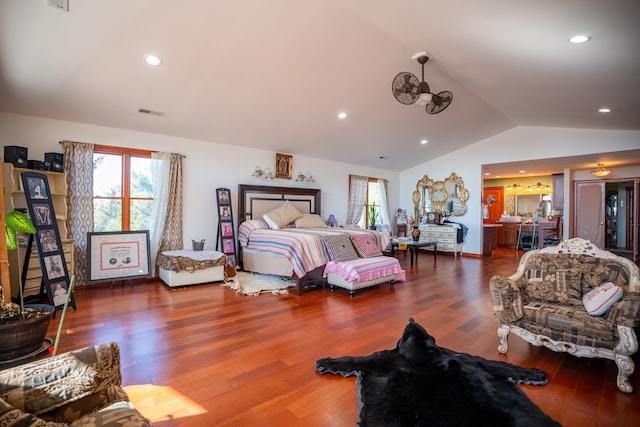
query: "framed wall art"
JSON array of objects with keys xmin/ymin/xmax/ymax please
[
  {"xmin": 87, "ymin": 230, "xmax": 151, "ymax": 283},
  {"xmin": 275, "ymin": 153, "xmax": 292, "ymax": 179}
]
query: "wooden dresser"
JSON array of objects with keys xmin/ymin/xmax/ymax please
[{"xmin": 417, "ymin": 224, "xmax": 463, "ymax": 257}]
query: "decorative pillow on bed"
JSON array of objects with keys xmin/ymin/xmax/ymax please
[
  {"xmin": 351, "ymin": 234, "xmax": 383, "ymax": 258},
  {"xmin": 263, "ymin": 201, "xmax": 303, "ymax": 229},
  {"xmin": 582, "ymin": 282, "xmax": 623, "ymax": 316},
  {"xmin": 324, "ymin": 234, "xmax": 359, "ymax": 262},
  {"xmin": 294, "ymin": 214, "xmax": 328, "ymax": 228}
]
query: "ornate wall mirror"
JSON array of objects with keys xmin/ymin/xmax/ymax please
[
  {"xmin": 413, "ymin": 175, "xmax": 435, "ymax": 220},
  {"xmin": 433, "ymin": 172, "xmax": 468, "ymax": 216}
]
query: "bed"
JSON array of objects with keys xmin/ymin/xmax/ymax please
[
  {"xmin": 156, "ymin": 249, "xmax": 227, "ymax": 288},
  {"xmin": 237, "ymin": 184, "xmax": 391, "ymax": 294}
]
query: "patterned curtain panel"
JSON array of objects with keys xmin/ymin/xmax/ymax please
[
  {"xmin": 61, "ymin": 140, "xmax": 94, "ymax": 286},
  {"xmin": 345, "ymin": 175, "xmax": 368, "ymax": 225},
  {"xmin": 157, "ymin": 153, "xmax": 183, "ymax": 254}
]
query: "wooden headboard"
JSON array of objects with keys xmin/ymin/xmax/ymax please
[{"xmin": 238, "ymin": 184, "xmax": 321, "ymax": 224}]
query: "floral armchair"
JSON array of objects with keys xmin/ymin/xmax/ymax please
[
  {"xmin": 489, "ymin": 238, "xmax": 640, "ymax": 393},
  {"xmin": 0, "ymin": 342, "xmax": 151, "ymax": 426}
]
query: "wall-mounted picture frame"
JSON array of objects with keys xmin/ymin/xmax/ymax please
[
  {"xmin": 217, "ymin": 188, "xmax": 231, "ymax": 205},
  {"xmin": 276, "ymin": 153, "xmax": 292, "ymax": 179},
  {"xmin": 87, "ymin": 230, "xmax": 151, "ymax": 283}
]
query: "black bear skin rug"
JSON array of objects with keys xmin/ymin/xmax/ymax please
[{"xmin": 316, "ymin": 318, "xmax": 561, "ymax": 427}]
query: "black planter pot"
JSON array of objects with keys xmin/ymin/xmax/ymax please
[{"xmin": 0, "ymin": 304, "xmax": 54, "ymax": 361}]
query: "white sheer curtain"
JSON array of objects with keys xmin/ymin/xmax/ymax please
[
  {"xmin": 378, "ymin": 178, "xmax": 391, "ymax": 226},
  {"xmin": 149, "ymin": 152, "xmax": 171, "ymax": 275},
  {"xmin": 346, "ymin": 175, "xmax": 369, "ymax": 225}
]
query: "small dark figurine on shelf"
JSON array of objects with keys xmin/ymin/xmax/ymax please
[{"xmin": 412, "ymin": 226, "xmax": 420, "ymax": 242}]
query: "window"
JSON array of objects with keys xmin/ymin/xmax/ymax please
[
  {"xmin": 359, "ymin": 179, "xmax": 382, "ymax": 229},
  {"xmin": 93, "ymin": 146, "xmax": 153, "ymax": 232}
]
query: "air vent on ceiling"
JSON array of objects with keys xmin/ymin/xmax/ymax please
[
  {"xmin": 47, "ymin": 0, "xmax": 69, "ymax": 11},
  {"xmin": 138, "ymin": 108, "xmax": 165, "ymax": 117}
]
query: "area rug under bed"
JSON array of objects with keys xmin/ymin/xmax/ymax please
[{"xmin": 223, "ymin": 271, "xmax": 296, "ymax": 296}]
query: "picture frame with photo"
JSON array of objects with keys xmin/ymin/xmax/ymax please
[
  {"xmin": 20, "ymin": 171, "xmax": 76, "ymax": 312},
  {"xmin": 50, "ymin": 279, "xmax": 74, "ymax": 309},
  {"xmin": 44, "ymin": 254, "xmax": 65, "ymax": 280},
  {"xmin": 219, "ymin": 205, "xmax": 231, "ymax": 220},
  {"xmin": 222, "ymin": 237, "xmax": 235, "ymax": 254},
  {"xmin": 276, "ymin": 153, "xmax": 292, "ymax": 179},
  {"xmin": 225, "ymin": 255, "xmax": 236, "ymax": 267},
  {"xmin": 217, "ymin": 188, "xmax": 231, "ymax": 205},
  {"xmin": 221, "ymin": 222, "xmax": 233, "ymax": 237},
  {"xmin": 25, "ymin": 176, "xmax": 48, "ymax": 200},
  {"xmin": 38, "ymin": 229, "xmax": 59, "ymax": 252},
  {"xmin": 32, "ymin": 204, "xmax": 53, "ymax": 226}
]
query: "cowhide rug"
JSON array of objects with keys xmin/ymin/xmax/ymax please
[{"xmin": 316, "ymin": 318, "xmax": 560, "ymax": 427}]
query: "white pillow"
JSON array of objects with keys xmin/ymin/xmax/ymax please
[
  {"xmin": 262, "ymin": 201, "xmax": 303, "ymax": 229},
  {"xmin": 294, "ymin": 214, "xmax": 328, "ymax": 228},
  {"xmin": 582, "ymin": 282, "xmax": 623, "ymax": 316}
]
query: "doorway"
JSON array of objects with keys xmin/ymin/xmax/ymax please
[{"xmin": 575, "ymin": 179, "xmax": 638, "ymax": 262}]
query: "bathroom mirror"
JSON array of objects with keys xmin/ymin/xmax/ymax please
[{"xmin": 436, "ymin": 172, "xmax": 468, "ymax": 216}]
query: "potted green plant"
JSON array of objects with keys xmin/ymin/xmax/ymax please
[
  {"xmin": 1, "ymin": 210, "xmax": 55, "ymax": 361},
  {"xmin": 367, "ymin": 204, "xmax": 379, "ymax": 230}
]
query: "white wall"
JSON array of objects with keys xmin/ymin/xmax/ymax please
[
  {"xmin": 0, "ymin": 113, "xmax": 400, "ymax": 250},
  {"xmin": 400, "ymin": 126, "xmax": 640, "ymax": 255},
  {"xmin": 4, "ymin": 113, "xmax": 638, "ymax": 255}
]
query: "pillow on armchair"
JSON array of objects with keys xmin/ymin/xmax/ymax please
[{"xmin": 583, "ymin": 282, "xmax": 623, "ymax": 316}]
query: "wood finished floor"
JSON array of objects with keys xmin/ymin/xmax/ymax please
[{"xmin": 46, "ymin": 248, "xmax": 640, "ymax": 426}]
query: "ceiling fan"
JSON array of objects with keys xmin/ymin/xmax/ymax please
[{"xmin": 392, "ymin": 55, "xmax": 453, "ymax": 115}]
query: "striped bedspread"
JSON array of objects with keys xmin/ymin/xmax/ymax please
[{"xmin": 238, "ymin": 220, "xmax": 391, "ymax": 278}]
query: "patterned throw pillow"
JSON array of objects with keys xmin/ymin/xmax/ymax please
[
  {"xmin": 525, "ymin": 268, "xmax": 582, "ymax": 304},
  {"xmin": 350, "ymin": 234, "xmax": 383, "ymax": 258},
  {"xmin": 324, "ymin": 234, "xmax": 359, "ymax": 262}
]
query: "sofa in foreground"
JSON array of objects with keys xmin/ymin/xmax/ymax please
[
  {"xmin": 489, "ymin": 238, "xmax": 640, "ymax": 392},
  {"xmin": 0, "ymin": 342, "xmax": 151, "ymax": 426}
]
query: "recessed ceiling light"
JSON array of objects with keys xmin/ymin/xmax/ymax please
[
  {"xmin": 568, "ymin": 35, "xmax": 591, "ymax": 44},
  {"xmin": 144, "ymin": 54, "xmax": 162, "ymax": 66},
  {"xmin": 519, "ymin": 170, "xmax": 526, "ymax": 174},
  {"xmin": 598, "ymin": 108, "xmax": 611, "ymax": 113},
  {"xmin": 337, "ymin": 112, "xmax": 347, "ymax": 119},
  {"xmin": 484, "ymin": 172, "xmax": 490, "ymax": 176},
  {"xmin": 420, "ymin": 139, "xmax": 428, "ymax": 145}
]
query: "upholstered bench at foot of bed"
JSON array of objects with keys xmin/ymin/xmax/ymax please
[{"xmin": 324, "ymin": 256, "xmax": 405, "ymax": 297}]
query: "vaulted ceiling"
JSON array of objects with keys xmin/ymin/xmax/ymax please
[{"xmin": 1, "ymin": 1, "xmax": 639, "ymax": 172}]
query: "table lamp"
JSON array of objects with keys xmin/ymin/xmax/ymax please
[{"xmin": 327, "ymin": 214, "xmax": 337, "ymax": 227}]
